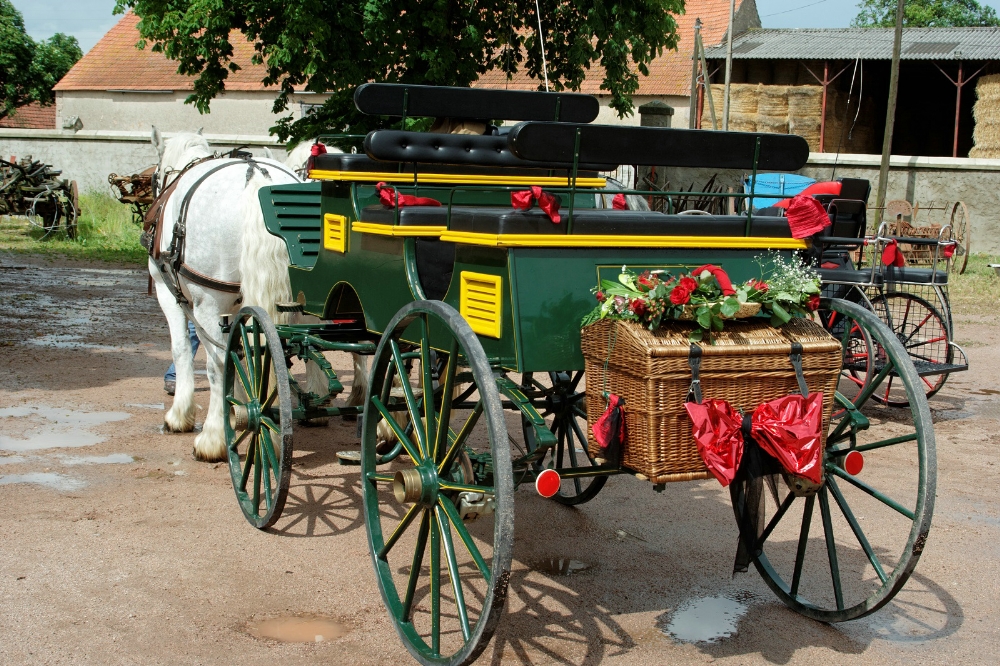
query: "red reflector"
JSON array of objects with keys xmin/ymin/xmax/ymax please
[
  {"xmin": 535, "ymin": 469, "xmax": 561, "ymax": 498},
  {"xmin": 844, "ymin": 450, "xmax": 864, "ymax": 476}
]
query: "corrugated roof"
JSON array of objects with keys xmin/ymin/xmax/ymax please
[
  {"xmin": 54, "ymin": 12, "xmax": 273, "ymax": 92},
  {"xmin": 477, "ymin": 0, "xmax": 752, "ymax": 96},
  {"xmin": 704, "ymin": 27, "xmax": 1000, "ymax": 61},
  {"xmin": 0, "ymin": 102, "xmax": 56, "ymax": 129}
]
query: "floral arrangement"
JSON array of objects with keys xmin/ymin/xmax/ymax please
[{"xmin": 581, "ymin": 254, "xmax": 822, "ymax": 341}]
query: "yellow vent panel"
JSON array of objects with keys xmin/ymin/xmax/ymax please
[
  {"xmin": 459, "ymin": 271, "xmax": 502, "ymax": 338},
  {"xmin": 324, "ymin": 213, "xmax": 347, "ymax": 253}
]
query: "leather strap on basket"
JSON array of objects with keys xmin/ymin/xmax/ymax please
[
  {"xmin": 789, "ymin": 342, "xmax": 809, "ymax": 397},
  {"xmin": 686, "ymin": 344, "xmax": 703, "ymax": 404}
]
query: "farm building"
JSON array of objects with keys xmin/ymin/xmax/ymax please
[{"xmin": 703, "ymin": 28, "xmax": 1000, "ymax": 157}]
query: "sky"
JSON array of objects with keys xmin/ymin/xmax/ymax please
[{"xmin": 12, "ymin": 0, "xmax": 1000, "ymax": 54}]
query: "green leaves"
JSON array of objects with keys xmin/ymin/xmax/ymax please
[
  {"xmin": 117, "ymin": 0, "xmax": 683, "ymax": 142},
  {"xmin": 852, "ymin": 0, "xmax": 1000, "ymax": 27},
  {"xmin": 720, "ymin": 296, "xmax": 740, "ymax": 318}
]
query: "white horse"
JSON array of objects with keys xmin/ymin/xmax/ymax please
[{"xmin": 150, "ymin": 127, "xmax": 301, "ymax": 461}]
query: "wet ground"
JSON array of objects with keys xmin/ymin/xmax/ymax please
[{"xmin": 2, "ymin": 253, "xmax": 1000, "ymax": 665}]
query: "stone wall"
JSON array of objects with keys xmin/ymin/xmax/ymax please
[{"xmin": 0, "ymin": 129, "xmax": 286, "ymax": 194}]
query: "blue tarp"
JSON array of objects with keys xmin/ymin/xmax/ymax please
[{"xmin": 744, "ymin": 173, "xmax": 816, "ymax": 210}]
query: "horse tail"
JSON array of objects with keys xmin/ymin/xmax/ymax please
[{"xmin": 238, "ymin": 172, "xmax": 293, "ymax": 323}]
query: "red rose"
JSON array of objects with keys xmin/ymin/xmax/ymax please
[
  {"xmin": 669, "ymin": 286, "xmax": 691, "ymax": 305},
  {"xmin": 807, "ymin": 295, "xmax": 821, "ymax": 311},
  {"xmin": 637, "ymin": 275, "xmax": 655, "ymax": 292},
  {"xmin": 596, "ymin": 291, "xmax": 606, "ymax": 302},
  {"xmin": 750, "ymin": 279, "xmax": 769, "ymax": 292},
  {"xmin": 679, "ymin": 276, "xmax": 698, "ymax": 292},
  {"xmin": 630, "ymin": 298, "xmax": 648, "ymax": 316}
]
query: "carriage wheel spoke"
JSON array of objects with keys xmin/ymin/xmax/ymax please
[
  {"xmin": 566, "ymin": 418, "xmax": 585, "ymax": 495},
  {"xmin": 435, "ymin": 505, "xmax": 471, "ymax": 642},
  {"xmin": 827, "ymin": 465, "xmax": 915, "ymax": 520},
  {"xmin": 258, "ymin": 345, "xmax": 272, "ymax": 399},
  {"xmin": 419, "ymin": 316, "xmax": 437, "ymax": 458},
  {"xmin": 238, "ymin": 323, "xmax": 256, "ymax": 388},
  {"xmin": 260, "ymin": 431, "xmax": 273, "ymax": 511},
  {"xmin": 827, "ymin": 477, "xmax": 888, "ymax": 583},
  {"xmin": 240, "ymin": 434, "xmax": 257, "ymax": 492},
  {"xmin": 439, "ymin": 497, "xmax": 491, "ymax": 582},
  {"xmin": 430, "ymin": 512, "xmax": 441, "ymax": 655},
  {"xmin": 371, "ymin": 395, "xmax": 422, "ymax": 463},
  {"xmin": 228, "ymin": 428, "xmax": 250, "ymax": 452},
  {"xmin": 438, "ymin": 400, "xmax": 483, "ymax": 475},
  {"xmin": 761, "ymin": 491, "xmax": 796, "ymax": 544},
  {"xmin": 261, "ymin": 388, "xmax": 278, "ymax": 412},
  {"xmin": 555, "ymin": 425, "xmax": 565, "ymax": 469},
  {"xmin": 230, "ymin": 351, "xmax": 253, "ymax": 397},
  {"xmin": 790, "ymin": 495, "xmax": 815, "ymax": 598},
  {"xmin": 259, "ymin": 416, "xmax": 282, "ymax": 435},
  {"xmin": 831, "ymin": 433, "xmax": 917, "ymax": 455},
  {"xmin": 391, "ymin": 339, "xmax": 427, "ymax": 460},
  {"xmin": 402, "ymin": 511, "xmax": 431, "ymax": 622},
  {"xmin": 252, "ymin": 435, "xmax": 262, "ymax": 515},
  {"xmin": 433, "ymin": 338, "xmax": 459, "ymax": 464},
  {"xmin": 260, "ymin": 428, "xmax": 280, "ymax": 476},
  {"xmin": 819, "ymin": 487, "xmax": 845, "ymax": 611},
  {"xmin": 378, "ymin": 502, "xmax": 422, "ymax": 560}
]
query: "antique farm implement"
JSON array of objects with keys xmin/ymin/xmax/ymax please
[
  {"xmin": 223, "ymin": 84, "xmax": 935, "ymax": 665},
  {"xmin": 0, "ymin": 156, "xmax": 79, "ymax": 237}
]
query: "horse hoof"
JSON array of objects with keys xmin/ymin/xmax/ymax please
[{"xmin": 192, "ymin": 446, "xmax": 225, "ymax": 463}]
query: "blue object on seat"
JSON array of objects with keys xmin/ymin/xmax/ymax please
[{"xmin": 744, "ymin": 173, "xmax": 816, "ymax": 210}]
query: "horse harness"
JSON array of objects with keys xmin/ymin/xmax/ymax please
[{"xmin": 143, "ymin": 151, "xmax": 286, "ymax": 303}]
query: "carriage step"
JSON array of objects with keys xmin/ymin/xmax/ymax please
[{"xmin": 909, "ymin": 360, "xmax": 968, "ymax": 377}]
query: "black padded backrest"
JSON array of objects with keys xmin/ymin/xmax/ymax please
[
  {"xmin": 312, "ymin": 151, "xmax": 602, "ymax": 178},
  {"xmin": 826, "ymin": 198, "xmax": 867, "ymax": 238},
  {"xmin": 354, "ymin": 83, "xmax": 599, "ymax": 123},
  {"xmin": 507, "ymin": 122, "xmax": 811, "ymax": 171},
  {"xmin": 364, "ymin": 130, "xmax": 615, "ymax": 170},
  {"xmin": 837, "ymin": 178, "xmax": 871, "ymax": 202}
]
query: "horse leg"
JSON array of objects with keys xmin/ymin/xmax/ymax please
[
  {"xmin": 190, "ymin": 294, "xmax": 233, "ymax": 462},
  {"xmin": 153, "ymin": 267, "xmax": 197, "ymax": 433}
]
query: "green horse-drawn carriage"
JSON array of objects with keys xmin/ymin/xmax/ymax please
[{"xmin": 222, "ymin": 84, "xmax": 934, "ymax": 665}]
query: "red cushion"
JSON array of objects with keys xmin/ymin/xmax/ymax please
[{"xmin": 774, "ymin": 181, "xmax": 843, "ymax": 208}]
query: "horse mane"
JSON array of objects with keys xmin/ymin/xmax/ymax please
[{"xmin": 161, "ymin": 132, "xmax": 212, "ymax": 173}]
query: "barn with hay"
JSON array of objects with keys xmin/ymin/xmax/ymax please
[{"xmin": 704, "ymin": 27, "xmax": 1000, "ymax": 158}]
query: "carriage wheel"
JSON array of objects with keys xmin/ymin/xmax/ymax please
[
  {"xmin": 949, "ymin": 201, "xmax": 970, "ymax": 275},
  {"xmin": 817, "ymin": 300, "xmax": 875, "ymax": 419},
  {"xmin": 362, "ymin": 301, "xmax": 513, "ymax": 666},
  {"xmin": 223, "ymin": 306, "xmax": 293, "ymax": 529},
  {"xmin": 519, "ymin": 371, "xmax": 608, "ymax": 505},
  {"xmin": 739, "ymin": 298, "xmax": 935, "ymax": 621},
  {"xmin": 65, "ymin": 181, "xmax": 79, "ymax": 240},
  {"xmin": 28, "ymin": 192, "xmax": 60, "ymax": 238},
  {"xmin": 871, "ymin": 292, "xmax": 952, "ymax": 407}
]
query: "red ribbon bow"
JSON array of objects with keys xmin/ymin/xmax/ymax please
[
  {"xmin": 881, "ymin": 239, "xmax": 906, "ymax": 267},
  {"xmin": 785, "ymin": 194, "xmax": 832, "ymax": 239},
  {"xmin": 511, "ymin": 186, "xmax": 561, "ymax": 223},
  {"xmin": 376, "ymin": 182, "xmax": 441, "ymax": 208},
  {"xmin": 941, "ymin": 241, "xmax": 957, "ymax": 259},
  {"xmin": 692, "ymin": 264, "xmax": 736, "ymax": 296},
  {"xmin": 612, "ymin": 193, "xmax": 628, "ymax": 210},
  {"xmin": 684, "ymin": 393, "xmax": 825, "ymax": 486},
  {"xmin": 310, "ymin": 141, "xmax": 327, "ymax": 156}
]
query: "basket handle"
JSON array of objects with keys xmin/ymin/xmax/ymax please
[{"xmin": 789, "ymin": 342, "xmax": 809, "ymax": 397}]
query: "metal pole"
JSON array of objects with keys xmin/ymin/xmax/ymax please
[
  {"xmin": 689, "ymin": 19, "xmax": 702, "ymax": 129},
  {"xmin": 874, "ymin": 0, "xmax": 905, "ymax": 229},
  {"xmin": 819, "ymin": 61, "xmax": 829, "ymax": 152},
  {"xmin": 953, "ymin": 60, "xmax": 963, "ymax": 158},
  {"xmin": 723, "ymin": 0, "xmax": 736, "ymax": 130}
]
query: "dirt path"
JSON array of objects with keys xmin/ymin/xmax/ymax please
[{"xmin": 1, "ymin": 253, "xmax": 999, "ymax": 665}]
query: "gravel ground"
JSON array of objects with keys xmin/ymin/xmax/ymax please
[{"xmin": 1, "ymin": 253, "xmax": 999, "ymax": 665}]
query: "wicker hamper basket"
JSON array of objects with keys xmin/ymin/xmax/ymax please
[{"xmin": 581, "ymin": 318, "xmax": 843, "ymax": 484}]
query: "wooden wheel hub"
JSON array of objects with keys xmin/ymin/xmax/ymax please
[{"xmin": 230, "ymin": 402, "xmax": 261, "ymax": 432}]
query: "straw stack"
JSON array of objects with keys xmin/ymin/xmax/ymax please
[
  {"xmin": 758, "ymin": 85, "xmax": 790, "ymax": 117},
  {"xmin": 970, "ymin": 74, "xmax": 1000, "ymax": 158}
]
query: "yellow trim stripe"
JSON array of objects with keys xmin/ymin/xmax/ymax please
[
  {"xmin": 308, "ymin": 170, "xmax": 606, "ymax": 188},
  {"xmin": 351, "ymin": 221, "xmax": 446, "ymax": 237},
  {"xmin": 438, "ymin": 231, "xmax": 809, "ymax": 250}
]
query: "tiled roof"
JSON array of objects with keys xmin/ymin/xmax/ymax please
[
  {"xmin": 0, "ymin": 102, "xmax": 56, "ymax": 129},
  {"xmin": 476, "ymin": 0, "xmax": 752, "ymax": 97},
  {"xmin": 703, "ymin": 27, "xmax": 1000, "ymax": 61},
  {"xmin": 54, "ymin": 12, "xmax": 272, "ymax": 92}
]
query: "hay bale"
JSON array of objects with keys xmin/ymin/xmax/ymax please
[
  {"xmin": 757, "ymin": 116, "xmax": 789, "ymax": 134},
  {"xmin": 728, "ymin": 113, "xmax": 757, "ymax": 133},
  {"xmin": 789, "ymin": 117, "xmax": 821, "ymax": 152},
  {"xmin": 970, "ymin": 146, "xmax": 1000, "ymax": 159},
  {"xmin": 758, "ymin": 86, "xmax": 789, "ymax": 117},
  {"xmin": 972, "ymin": 74, "xmax": 1000, "ymax": 153},
  {"xmin": 787, "ymin": 86, "xmax": 822, "ymax": 117},
  {"xmin": 729, "ymin": 83, "xmax": 760, "ymax": 115}
]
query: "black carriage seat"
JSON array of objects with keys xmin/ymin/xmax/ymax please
[
  {"xmin": 818, "ymin": 267, "xmax": 883, "ymax": 286},
  {"xmin": 311, "ymin": 152, "xmax": 602, "ymax": 179},
  {"xmin": 837, "ymin": 178, "xmax": 872, "ymax": 202},
  {"xmin": 883, "ymin": 266, "xmax": 948, "ymax": 285},
  {"xmin": 364, "ymin": 130, "xmax": 616, "ymax": 171},
  {"xmin": 360, "ymin": 205, "xmax": 455, "ymax": 227},
  {"xmin": 825, "ymin": 199, "xmax": 868, "ymax": 238}
]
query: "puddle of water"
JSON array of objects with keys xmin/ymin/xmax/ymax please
[
  {"xmin": 248, "ymin": 615, "xmax": 348, "ymax": 643},
  {"xmin": 0, "ymin": 472, "xmax": 85, "ymax": 491},
  {"xmin": 0, "ymin": 455, "xmax": 27, "ymax": 465},
  {"xmin": 529, "ymin": 558, "xmax": 593, "ymax": 576},
  {"xmin": 58, "ymin": 454, "xmax": 134, "ymax": 466},
  {"xmin": 657, "ymin": 595, "xmax": 749, "ymax": 644},
  {"xmin": 125, "ymin": 403, "xmax": 165, "ymax": 410},
  {"xmin": 0, "ymin": 406, "xmax": 130, "ymax": 452}
]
